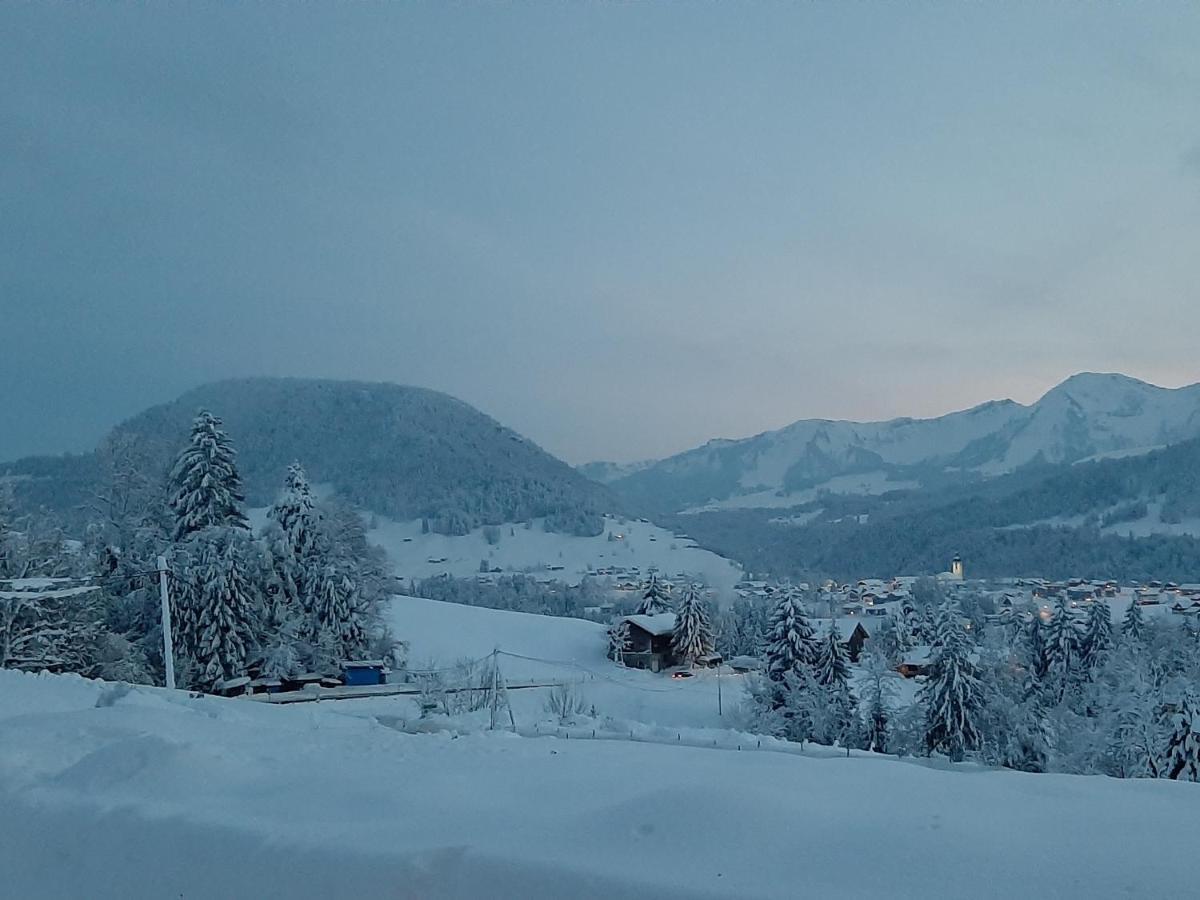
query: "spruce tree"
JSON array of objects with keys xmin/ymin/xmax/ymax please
[
  {"xmin": 764, "ymin": 591, "xmax": 818, "ymax": 683},
  {"xmin": 1121, "ymin": 599, "xmax": 1145, "ymax": 644},
  {"xmin": 1026, "ymin": 613, "xmax": 1050, "ymax": 683},
  {"xmin": 814, "ymin": 622, "xmax": 850, "ymax": 688},
  {"xmin": 1043, "ymin": 597, "xmax": 1081, "ymax": 703},
  {"xmin": 189, "ymin": 529, "xmax": 259, "ymax": 690},
  {"xmin": 1162, "ymin": 693, "xmax": 1200, "ymax": 782},
  {"xmin": 263, "ymin": 463, "xmax": 320, "ymax": 626},
  {"xmin": 635, "ymin": 574, "xmax": 673, "ymax": 616},
  {"xmin": 270, "ymin": 463, "xmax": 318, "ymax": 563},
  {"xmin": 311, "ymin": 564, "xmax": 370, "ymax": 669},
  {"xmin": 920, "ymin": 600, "xmax": 984, "ymax": 761},
  {"xmin": 1081, "ymin": 600, "xmax": 1114, "ymax": 673},
  {"xmin": 168, "ymin": 410, "xmax": 250, "ymax": 540},
  {"xmin": 671, "ymin": 585, "xmax": 714, "ymax": 667}
]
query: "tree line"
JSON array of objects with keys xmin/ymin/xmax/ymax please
[
  {"xmin": 1, "ymin": 409, "xmax": 396, "ymax": 690},
  {"xmin": 737, "ymin": 587, "xmax": 1200, "ymax": 781}
]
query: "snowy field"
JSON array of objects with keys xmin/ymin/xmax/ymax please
[
  {"xmin": 3, "ymin": 667, "xmax": 1199, "ymax": 899},
  {"xmin": 682, "ymin": 470, "xmax": 919, "ymax": 513},
  {"xmin": 372, "ymin": 595, "xmax": 735, "ymax": 730},
  {"xmin": 365, "ymin": 514, "xmax": 744, "ymax": 593}
]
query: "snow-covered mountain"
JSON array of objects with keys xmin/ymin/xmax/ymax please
[{"xmin": 596, "ymin": 373, "xmax": 1200, "ymax": 512}]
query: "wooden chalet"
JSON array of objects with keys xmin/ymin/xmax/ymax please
[{"xmin": 620, "ymin": 613, "xmax": 678, "ymax": 672}]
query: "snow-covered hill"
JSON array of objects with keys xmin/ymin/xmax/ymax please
[
  {"xmin": 4, "ymin": 667, "xmax": 1199, "ymax": 900},
  {"xmin": 367, "ymin": 514, "xmax": 743, "ymax": 594},
  {"xmin": 2, "ymin": 376, "xmax": 617, "ymax": 537},
  {"xmin": 598, "ymin": 373, "xmax": 1200, "ymax": 512}
]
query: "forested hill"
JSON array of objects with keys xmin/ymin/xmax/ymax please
[
  {"xmin": 664, "ymin": 437, "xmax": 1200, "ymax": 582},
  {"xmin": 1, "ymin": 378, "xmax": 615, "ymax": 536}
]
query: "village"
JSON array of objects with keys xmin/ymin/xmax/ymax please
[{"xmin": 601, "ymin": 552, "xmax": 1198, "ymax": 682}]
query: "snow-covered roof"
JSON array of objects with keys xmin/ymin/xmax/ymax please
[
  {"xmin": 901, "ymin": 646, "xmax": 933, "ymax": 667},
  {"xmin": 623, "ymin": 613, "xmax": 677, "ymax": 636},
  {"xmin": 338, "ymin": 659, "xmax": 387, "ymax": 669},
  {"xmin": 834, "ymin": 618, "xmax": 869, "ymax": 641}
]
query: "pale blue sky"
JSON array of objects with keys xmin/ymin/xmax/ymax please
[{"xmin": 3, "ymin": 3, "xmax": 1199, "ymax": 463}]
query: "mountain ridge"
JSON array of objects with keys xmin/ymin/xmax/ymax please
[{"xmin": 589, "ymin": 373, "xmax": 1200, "ymax": 513}]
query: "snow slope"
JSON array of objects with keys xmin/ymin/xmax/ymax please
[
  {"xmin": 385, "ymin": 595, "xmax": 731, "ymax": 729},
  {"xmin": 367, "ymin": 514, "xmax": 743, "ymax": 593},
  {"xmin": 3, "ymin": 669, "xmax": 1199, "ymax": 900}
]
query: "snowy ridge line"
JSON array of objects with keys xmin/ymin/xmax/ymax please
[{"xmin": 494, "ymin": 649, "xmax": 683, "ymax": 694}]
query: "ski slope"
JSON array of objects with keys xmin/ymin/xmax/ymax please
[{"xmin": 3, "ymin": 668, "xmax": 1199, "ymax": 900}]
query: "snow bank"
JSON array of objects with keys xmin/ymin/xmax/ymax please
[{"xmin": 3, "ymin": 669, "xmax": 1199, "ymax": 899}]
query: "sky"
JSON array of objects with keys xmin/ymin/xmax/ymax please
[{"xmin": 2, "ymin": 3, "xmax": 1199, "ymax": 465}]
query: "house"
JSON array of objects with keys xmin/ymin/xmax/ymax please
[
  {"xmin": 835, "ymin": 619, "xmax": 871, "ymax": 662},
  {"xmin": 249, "ymin": 676, "xmax": 283, "ymax": 695},
  {"xmin": 619, "ymin": 613, "xmax": 678, "ymax": 672},
  {"xmin": 215, "ymin": 676, "xmax": 252, "ymax": 697},
  {"xmin": 339, "ymin": 660, "xmax": 389, "ymax": 687},
  {"xmin": 897, "ymin": 646, "xmax": 933, "ymax": 678},
  {"xmin": 729, "ymin": 655, "xmax": 761, "ymax": 674},
  {"xmin": 280, "ymin": 672, "xmax": 340, "ymax": 692}
]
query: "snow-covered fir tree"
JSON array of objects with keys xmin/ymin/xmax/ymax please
[
  {"xmin": 920, "ymin": 600, "xmax": 984, "ymax": 762},
  {"xmin": 635, "ymin": 574, "xmax": 673, "ymax": 616},
  {"xmin": 187, "ymin": 528, "xmax": 260, "ymax": 690},
  {"xmin": 1101, "ymin": 649, "xmax": 1163, "ymax": 778},
  {"xmin": 1026, "ymin": 613, "xmax": 1050, "ymax": 683},
  {"xmin": 978, "ymin": 648, "xmax": 1053, "ymax": 773},
  {"xmin": 168, "ymin": 409, "xmax": 250, "ymax": 540},
  {"xmin": 671, "ymin": 585, "xmax": 714, "ymax": 667},
  {"xmin": 259, "ymin": 463, "xmax": 321, "ymax": 669},
  {"xmin": 1081, "ymin": 599, "xmax": 1114, "ymax": 673},
  {"xmin": 1161, "ymin": 692, "xmax": 1200, "ymax": 782},
  {"xmin": 1121, "ymin": 599, "xmax": 1145, "ymax": 644},
  {"xmin": 265, "ymin": 462, "xmax": 319, "ymax": 604},
  {"xmin": 763, "ymin": 591, "xmax": 818, "ymax": 684},
  {"xmin": 814, "ymin": 622, "xmax": 850, "ymax": 688},
  {"xmin": 311, "ymin": 563, "xmax": 370, "ymax": 669},
  {"xmin": 717, "ymin": 597, "xmax": 764, "ymax": 658},
  {"xmin": 1043, "ymin": 597, "xmax": 1082, "ymax": 704},
  {"xmin": 918, "ymin": 603, "xmax": 938, "ymax": 644}
]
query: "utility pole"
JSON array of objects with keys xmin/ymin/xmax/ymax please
[
  {"xmin": 157, "ymin": 555, "xmax": 176, "ymax": 690},
  {"xmin": 717, "ymin": 663, "xmax": 723, "ymax": 716},
  {"xmin": 489, "ymin": 649, "xmax": 500, "ymax": 730}
]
